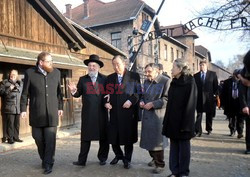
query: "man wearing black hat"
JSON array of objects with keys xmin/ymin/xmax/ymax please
[{"xmin": 68, "ymin": 54, "xmax": 109, "ymax": 166}]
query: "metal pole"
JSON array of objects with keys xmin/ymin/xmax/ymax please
[{"xmin": 128, "ymin": 0, "xmax": 165, "ymax": 71}]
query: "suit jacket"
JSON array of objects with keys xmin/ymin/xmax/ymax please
[
  {"xmin": 105, "ymin": 70, "xmax": 140, "ymax": 145},
  {"xmin": 194, "ymin": 70, "xmax": 218, "ymax": 116},
  {"xmin": 73, "ymin": 73, "xmax": 108, "ymax": 141},
  {"xmin": 20, "ymin": 67, "xmax": 63, "ymax": 127},
  {"xmin": 221, "ymin": 77, "xmax": 241, "ymax": 117},
  {"xmin": 0, "ymin": 79, "xmax": 22, "ymax": 114}
]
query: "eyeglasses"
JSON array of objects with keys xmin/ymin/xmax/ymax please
[{"xmin": 42, "ymin": 60, "xmax": 53, "ymax": 63}]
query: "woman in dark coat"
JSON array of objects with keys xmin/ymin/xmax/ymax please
[{"xmin": 162, "ymin": 58, "xmax": 197, "ymax": 177}]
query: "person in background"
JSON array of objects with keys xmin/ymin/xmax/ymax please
[
  {"xmin": 194, "ymin": 60, "xmax": 218, "ymax": 136},
  {"xmin": 238, "ymin": 50, "xmax": 250, "ymax": 154},
  {"xmin": 104, "ymin": 55, "xmax": 140, "ymax": 169},
  {"xmin": 0, "ymin": 69, "xmax": 23, "ymax": 144},
  {"xmin": 158, "ymin": 63, "xmax": 170, "ymax": 78},
  {"xmin": 221, "ymin": 70, "xmax": 244, "ymax": 138},
  {"xmin": 20, "ymin": 52, "xmax": 63, "ymax": 175},
  {"xmin": 68, "ymin": 54, "xmax": 109, "ymax": 167},
  {"xmin": 139, "ymin": 63, "xmax": 170, "ymax": 174},
  {"xmin": 162, "ymin": 58, "xmax": 197, "ymax": 177}
]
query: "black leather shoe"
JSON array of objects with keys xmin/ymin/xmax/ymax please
[
  {"xmin": 2, "ymin": 137, "xmax": 7, "ymax": 143},
  {"xmin": 8, "ymin": 139, "xmax": 14, "ymax": 144},
  {"xmin": 207, "ymin": 131, "xmax": 211, "ymax": 135},
  {"xmin": 110, "ymin": 157, "xmax": 121, "ymax": 165},
  {"xmin": 123, "ymin": 161, "xmax": 131, "ymax": 169},
  {"xmin": 44, "ymin": 164, "xmax": 52, "ymax": 175},
  {"xmin": 99, "ymin": 161, "xmax": 106, "ymax": 166},
  {"xmin": 237, "ymin": 134, "xmax": 243, "ymax": 139},
  {"xmin": 14, "ymin": 138, "xmax": 23, "ymax": 142},
  {"xmin": 72, "ymin": 161, "xmax": 85, "ymax": 166},
  {"xmin": 245, "ymin": 150, "xmax": 250, "ymax": 154}
]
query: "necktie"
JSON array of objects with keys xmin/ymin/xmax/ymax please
[
  {"xmin": 91, "ymin": 76, "xmax": 96, "ymax": 84},
  {"xmin": 201, "ymin": 72, "xmax": 205, "ymax": 84},
  {"xmin": 118, "ymin": 75, "xmax": 122, "ymax": 84},
  {"xmin": 232, "ymin": 82, "xmax": 238, "ymax": 99}
]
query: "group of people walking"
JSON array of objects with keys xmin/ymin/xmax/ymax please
[{"xmin": 1, "ymin": 50, "xmax": 250, "ymax": 177}]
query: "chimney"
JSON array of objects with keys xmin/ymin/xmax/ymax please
[
  {"xmin": 65, "ymin": 4, "xmax": 72, "ymax": 19},
  {"xmin": 83, "ymin": 0, "xmax": 89, "ymax": 19}
]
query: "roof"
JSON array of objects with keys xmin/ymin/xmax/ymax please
[
  {"xmin": 160, "ymin": 24, "xmax": 199, "ymax": 39},
  {"xmin": 0, "ymin": 45, "xmax": 86, "ymax": 69},
  {"xmin": 70, "ymin": 0, "xmax": 156, "ymax": 28},
  {"xmin": 195, "ymin": 45, "xmax": 212, "ymax": 62},
  {"xmin": 68, "ymin": 19, "xmax": 127, "ymax": 57},
  {"xmin": 161, "ymin": 35, "xmax": 189, "ymax": 49},
  {"xmin": 32, "ymin": 0, "xmax": 86, "ymax": 50}
]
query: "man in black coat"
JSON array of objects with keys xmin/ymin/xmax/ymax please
[
  {"xmin": 20, "ymin": 52, "xmax": 63, "ymax": 175},
  {"xmin": 194, "ymin": 60, "xmax": 218, "ymax": 136},
  {"xmin": 221, "ymin": 71, "xmax": 244, "ymax": 138},
  {"xmin": 104, "ymin": 55, "xmax": 140, "ymax": 169},
  {"xmin": 68, "ymin": 54, "xmax": 109, "ymax": 167},
  {"xmin": 0, "ymin": 69, "xmax": 23, "ymax": 144}
]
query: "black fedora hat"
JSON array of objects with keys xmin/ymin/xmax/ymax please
[{"xmin": 84, "ymin": 54, "xmax": 104, "ymax": 68}]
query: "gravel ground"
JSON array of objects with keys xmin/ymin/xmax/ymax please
[{"xmin": 0, "ymin": 109, "xmax": 249, "ymax": 177}]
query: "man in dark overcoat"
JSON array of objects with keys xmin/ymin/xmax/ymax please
[
  {"xmin": 20, "ymin": 52, "xmax": 63, "ymax": 175},
  {"xmin": 194, "ymin": 60, "xmax": 218, "ymax": 136},
  {"xmin": 104, "ymin": 55, "xmax": 140, "ymax": 169},
  {"xmin": 0, "ymin": 69, "xmax": 23, "ymax": 144},
  {"xmin": 68, "ymin": 54, "xmax": 109, "ymax": 167},
  {"xmin": 221, "ymin": 71, "xmax": 244, "ymax": 138}
]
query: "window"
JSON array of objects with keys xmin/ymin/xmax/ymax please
[
  {"xmin": 111, "ymin": 32, "xmax": 122, "ymax": 50},
  {"xmin": 181, "ymin": 51, "xmax": 184, "ymax": 58},
  {"xmin": 164, "ymin": 45, "xmax": 168, "ymax": 60},
  {"xmin": 171, "ymin": 47, "xmax": 174, "ymax": 62},
  {"xmin": 148, "ymin": 41, "xmax": 152, "ymax": 56},
  {"xmin": 176, "ymin": 49, "xmax": 179, "ymax": 58},
  {"xmin": 142, "ymin": 12, "xmax": 149, "ymax": 24}
]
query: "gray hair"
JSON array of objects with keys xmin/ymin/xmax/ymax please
[
  {"xmin": 112, "ymin": 55, "xmax": 127, "ymax": 62},
  {"xmin": 145, "ymin": 63, "xmax": 160, "ymax": 70},
  {"xmin": 174, "ymin": 58, "xmax": 191, "ymax": 75}
]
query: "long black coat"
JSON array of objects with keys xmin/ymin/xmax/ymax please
[
  {"xmin": 162, "ymin": 75, "xmax": 197, "ymax": 140},
  {"xmin": 221, "ymin": 77, "xmax": 241, "ymax": 117},
  {"xmin": 105, "ymin": 70, "xmax": 140, "ymax": 145},
  {"xmin": 20, "ymin": 67, "xmax": 63, "ymax": 127},
  {"xmin": 73, "ymin": 73, "xmax": 108, "ymax": 141},
  {"xmin": 194, "ymin": 70, "xmax": 218, "ymax": 116},
  {"xmin": 0, "ymin": 79, "xmax": 22, "ymax": 114}
]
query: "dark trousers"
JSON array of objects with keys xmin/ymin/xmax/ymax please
[
  {"xmin": 149, "ymin": 150, "xmax": 165, "ymax": 168},
  {"xmin": 228, "ymin": 115, "xmax": 244, "ymax": 135},
  {"xmin": 246, "ymin": 118, "xmax": 250, "ymax": 151},
  {"xmin": 2, "ymin": 114, "xmax": 7, "ymax": 141},
  {"xmin": 112, "ymin": 144, "xmax": 133, "ymax": 162},
  {"xmin": 32, "ymin": 127, "xmax": 57, "ymax": 165},
  {"xmin": 195, "ymin": 112, "xmax": 213, "ymax": 134},
  {"xmin": 78, "ymin": 140, "xmax": 109, "ymax": 164},
  {"xmin": 169, "ymin": 139, "xmax": 190, "ymax": 176},
  {"xmin": 6, "ymin": 114, "xmax": 20, "ymax": 140}
]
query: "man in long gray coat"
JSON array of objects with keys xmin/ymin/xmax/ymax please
[
  {"xmin": 139, "ymin": 63, "xmax": 170, "ymax": 174},
  {"xmin": 68, "ymin": 54, "xmax": 109, "ymax": 167},
  {"xmin": 21, "ymin": 52, "xmax": 63, "ymax": 175}
]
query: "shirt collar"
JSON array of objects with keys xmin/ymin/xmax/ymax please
[{"xmin": 38, "ymin": 65, "xmax": 47, "ymax": 76}]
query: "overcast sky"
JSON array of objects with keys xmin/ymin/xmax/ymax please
[{"xmin": 51, "ymin": 0, "xmax": 249, "ymax": 65}]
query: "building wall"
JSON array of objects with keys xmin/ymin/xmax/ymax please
[{"xmin": 0, "ymin": 0, "xmax": 123, "ymax": 139}]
